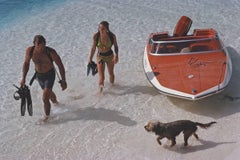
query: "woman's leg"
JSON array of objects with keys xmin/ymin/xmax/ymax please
[
  {"xmin": 97, "ymin": 62, "xmax": 105, "ymax": 92},
  {"xmin": 107, "ymin": 61, "xmax": 115, "ymax": 85}
]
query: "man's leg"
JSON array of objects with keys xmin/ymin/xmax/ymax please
[
  {"xmin": 50, "ymin": 91, "xmax": 58, "ymax": 104},
  {"xmin": 42, "ymin": 88, "xmax": 52, "ymax": 118}
]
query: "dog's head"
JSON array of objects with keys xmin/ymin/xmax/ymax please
[{"xmin": 144, "ymin": 121, "xmax": 161, "ymax": 132}]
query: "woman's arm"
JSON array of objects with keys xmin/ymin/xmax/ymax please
[
  {"xmin": 113, "ymin": 34, "xmax": 119, "ymax": 64},
  {"xmin": 89, "ymin": 33, "xmax": 98, "ymax": 63}
]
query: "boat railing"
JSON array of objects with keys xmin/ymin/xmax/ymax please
[
  {"xmin": 150, "ymin": 37, "xmax": 215, "ymax": 44},
  {"xmin": 149, "ymin": 35, "xmax": 224, "ymax": 54}
]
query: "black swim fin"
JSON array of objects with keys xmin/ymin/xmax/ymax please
[
  {"xmin": 87, "ymin": 61, "xmax": 98, "ymax": 76},
  {"xmin": 13, "ymin": 85, "xmax": 32, "ymax": 116},
  {"xmin": 91, "ymin": 61, "xmax": 98, "ymax": 76},
  {"xmin": 25, "ymin": 86, "xmax": 33, "ymax": 116},
  {"xmin": 87, "ymin": 62, "xmax": 91, "ymax": 76},
  {"xmin": 20, "ymin": 93, "xmax": 26, "ymax": 116},
  {"xmin": 19, "ymin": 86, "xmax": 26, "ymax": 116}
]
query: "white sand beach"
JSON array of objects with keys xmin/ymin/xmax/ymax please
[{"xmin": 1, "ymin": 0, "xmax": 240, "ymax": 159}]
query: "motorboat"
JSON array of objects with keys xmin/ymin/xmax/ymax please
[{"xmin": 143, "ymin": 16, "xmax": 232, "ymax": 100}]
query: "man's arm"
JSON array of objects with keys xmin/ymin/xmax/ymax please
[
  {"xmin": 21, "ymin": 47, "xmax": 32, "ymax": 86},
  {"xmin": 50, "ymin": 49, "xmax": 67, "ymax": 90}
]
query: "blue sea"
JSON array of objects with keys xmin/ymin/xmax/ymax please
[{"xmin": 0, "ymin": 0, "xmax": 65, "ymax": 30}]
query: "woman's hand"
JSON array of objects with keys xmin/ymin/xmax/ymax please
[{"xmin": 113, "ymin": 54, "xmax": 118, "ymax": 64}]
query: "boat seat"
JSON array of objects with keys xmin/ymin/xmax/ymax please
[
  {"xmin": 180, "ymin": 47, "xmax": 190, "ymax": 53},
  {"xmin": 173, "ymin": 16, "xmax": 192, "ymax": 37},
  {"xmin": 193, "ymin": 29, "xmax": 216, "ymax": 37},
  {"xmin": 190, "ymin": 43, "xmax": 212, "ymax": 52},
  {"xmin": 152, "ymin": 32, "xmax": 169, "ymax": 41},
  {"xmin": 166, "ymin": 45, "xmax": 178, "ymax": 53},
  {"xmin": 156, "ymin": 45, "xmax": 178, "ymax": 53}
]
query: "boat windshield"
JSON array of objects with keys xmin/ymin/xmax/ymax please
[{"xmin": 150, "ymin": 37, "xmax": 223, "ymax": 54}]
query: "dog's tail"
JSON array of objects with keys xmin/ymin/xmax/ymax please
[{"xmin": 195, "ymin": 121, "xmax": 217, "ymax": 129}]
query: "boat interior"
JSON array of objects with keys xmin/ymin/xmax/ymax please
[{"xmin": 149, "ymin": 16, "xmax": 223, "ymax": 54}]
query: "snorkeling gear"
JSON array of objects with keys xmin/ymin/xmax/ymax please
[
  {"xmin": 13, "ymin": 84, "xmax": 32, "ymax": 116},
  {"xmin": 87, "ymin": 61, "xmax": 98, "ymax": 76}
]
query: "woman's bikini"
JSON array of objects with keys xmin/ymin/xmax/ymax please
[
  {"xmin": 97, "ymin": 36, "xmax": 114, "ymax": 64},
  {"xmin": 97, "ymin": 36, "xmax": 112, "ymax": 49}
]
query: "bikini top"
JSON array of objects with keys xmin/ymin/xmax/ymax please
[{"xmin": 97, "ymin": 36, "xmax": 112, "ymax": 49}]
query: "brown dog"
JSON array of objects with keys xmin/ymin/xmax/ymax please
[{"xmin": 144, "ymin": 120, "xmax": 216, "ymax": 147}]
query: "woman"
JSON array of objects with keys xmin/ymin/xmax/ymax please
[{"xmin": 88, "ymin": 21, "xmax": 119, "ymax": 93}]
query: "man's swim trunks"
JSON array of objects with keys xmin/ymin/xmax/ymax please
[{"xmin": 36, "ymin": 68, "xmax": 55, "ymax": 89}]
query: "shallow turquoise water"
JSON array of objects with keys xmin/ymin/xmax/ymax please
[{"xmin": 0, "ymin": 0, "xmax": 65, "ymax": 30}]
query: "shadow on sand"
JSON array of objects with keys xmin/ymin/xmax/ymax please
[
  {"xmin": 103, "ymin": 84, "xmax": 159, "ymax": 96},
  {"xmin": 50, "ymin": 106, "xmax": 137, "ymax": 126},
  {"xmin": 168, "ymin": 47, "xmax": 240, "ymax": 119},
  {"xmin": 164, "ymin": 139, "xmax": 236, "ymax": 154}
]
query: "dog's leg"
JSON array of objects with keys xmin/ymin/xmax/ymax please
[
  {"xmin": 193, "ymin": 133, "xmax": 199, "ymax": 139},
  {"xmin": 157, "ymin": 136, "xmax": 163, "ymax": 145},
  {"xmin": 170, "ymin": 137, "xmax": 176, "ymax": 147},
  {"xmin": 183, "ymin": 132, "xmax": 193, "ymax": 146}
]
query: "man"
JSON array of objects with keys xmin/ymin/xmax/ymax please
[{"xmin": 21, "ymin": 35, "xmax": 67, "ymax": 122}]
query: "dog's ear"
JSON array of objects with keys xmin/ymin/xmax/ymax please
[
  {"xmin": 156, "ymin": 121, "xmax": 163, "ymax": 127},
  {"xmin": 150, "ymin": 121, "xmax": 160, "ymax": 131},
  {"xmin": 154, "ymin": 122, "xmax": 166, "ymax": 134}
]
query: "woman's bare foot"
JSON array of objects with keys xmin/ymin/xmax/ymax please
[{"xmin": 100, "ymin": 85, "xmax": 103, "ymax": 93}]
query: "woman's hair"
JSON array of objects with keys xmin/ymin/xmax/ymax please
[
  {"xmin": 33, "ymin": 35, "xmax": 46, "ymax": 45},
  {"xmin": 95, "ymin": 21, "xmax": 114, "ymax": 44},
  {"xmin": 99, "ymin": 21, "xmax": 110, "ymax": 31}
]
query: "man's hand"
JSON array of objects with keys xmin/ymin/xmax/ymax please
[
  {"xmin": 20, "ymin": 79, "xmax": 25, "ymax": 87},
  {"xmin": 60, "ymin": 80, "xmax": 67, "ymax": 90}
]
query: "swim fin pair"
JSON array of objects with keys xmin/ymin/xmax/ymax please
[
  {"xmin": 87, "ymin": 61, "xmax": 98, "ymax": 76},
  {"xmin": 13, "ymin": 85, "xmax": 32, "ymax": 116}
]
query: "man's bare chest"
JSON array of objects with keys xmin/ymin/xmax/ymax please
[{"xmin": 32, "ymin": 52, "xmax": 51, "ymax": 65}]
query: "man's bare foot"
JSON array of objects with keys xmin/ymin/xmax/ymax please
[
  {"xmin": 53, "ymin": 101, "xmax": 60, "ymax": 106},
  {"xmin": 51, "ymin": 98, "xmax": 58, "ymax": 104},
  {"xmin": 36, "ymin": 115, "xmax": 50, "ymax": 125},
  {"xmin": 42, "ymin": 115, "xmax": 50, "ymax": 122}
]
